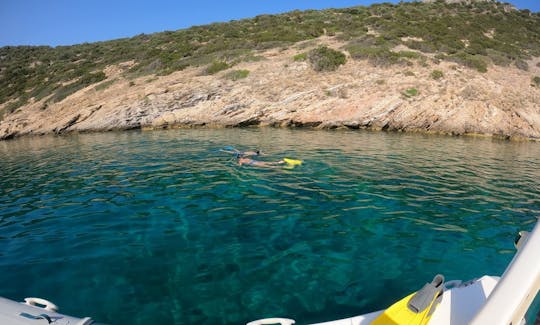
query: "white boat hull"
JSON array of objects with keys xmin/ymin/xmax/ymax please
[
  {"xmin": 311, "ymin": 276, "xmax": 499, "ymax": 325},
  {"xmin": 0, "ymin": 296, "xmax": 99, "ymax": 325}
]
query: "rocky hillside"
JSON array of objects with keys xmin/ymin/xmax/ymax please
[{"xmin": 1, "ymin": 0, "xmax": 539, "ymax": 140}]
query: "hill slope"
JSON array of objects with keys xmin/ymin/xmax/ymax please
[{"xmin": 1, "ymin": 0, "xmax": 540, "ymax": 140}]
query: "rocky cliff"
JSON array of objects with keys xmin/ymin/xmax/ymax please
[
  {"xmin": 1, "ymin": 0, "xmax": 540, "ymax": 141},
  {"xmin": 1, "ymin": 36, "xmax": 539, "ymax": 141}
]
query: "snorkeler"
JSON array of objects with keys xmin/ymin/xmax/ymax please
[
  {"xmin": 224, "ymin": 146, "xmax": 302, "ymax": 168},
  {"xmin": 237, "ymin": 156, "xmax": 285, "ymax": 167}
]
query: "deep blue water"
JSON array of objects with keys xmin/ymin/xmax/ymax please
[{"xmin": 1, "ymin": 128, "xmax": 539, "ymax": 324}]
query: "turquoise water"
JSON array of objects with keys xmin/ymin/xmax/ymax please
[{"xmin": 1, "ymin": 128, "xmax": 539, "ymax": 324}]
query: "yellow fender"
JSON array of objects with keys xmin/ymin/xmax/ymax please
[{"xmin": 371, "ymin": 275, "xmax": 445, "ymax": 325}]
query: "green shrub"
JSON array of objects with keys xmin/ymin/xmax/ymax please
[
  {"xmin": 205, "ymin": 61, "xmax": 230, "ymax": 75},
  {"xmin": 224, "ymin": 69, "xmax": 250, "ymax": 81},
  {"xmin": 532, "ymin": 76, "xmax": 540, "ymax": 87},
  {"xmin": 405, "ymin": 40, "xmax": 437, "ymax": 53},
  {"xmin": 398, "ymin": 51, "xmax": 422, "ymax": 60},
  {"xmin": 431, "ymin": 70, "xmax": 444, "ymax": 79},
  {"xmin": 486, "ymin": 49, "xmax": 511, "ymax": 66},
  {"xmin": 347, "ymin": 45, "xmax": 401, "ymax": 66},
  {"xmin": 79, "ymin": 71, "xmax": 107, "ymax": 85},
  {"xmin": 307, "ymin": 46, "xmax": 346, "ymax": 71},
  {"xmin": 514, "ymin": 59, "xmax": 529, "ymax": 71},
  {"xmin": 293, "ymin": 52, "xmax": 307, "ymax": 61},
  {"xmin": 402, "ymin": 87, "xmax": 418, "ymax": 97},
  {"xmin": 403, "ymin": 70, "xmax": 415, "ymax": 76},
  {"xmin": 448, "ymin": 52, "xmax": 488, "ymax": 73}
]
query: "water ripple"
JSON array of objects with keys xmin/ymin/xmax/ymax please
[{"xmin": 0, "ymin": 129, "xmax": 539, "ymax": 324}]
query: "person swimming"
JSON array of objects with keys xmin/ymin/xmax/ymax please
[
  {"xmin": 225, "ymin": 147, "xmax": 302, "ymax": 168},
  {"xmin": 237, "ymin": 156, "xmax": 284, "ymax": 167}
]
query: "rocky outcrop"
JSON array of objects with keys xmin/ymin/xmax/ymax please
[{"xmin": 1, "ymin": 38, "xmax": 540, "ymax": 140}]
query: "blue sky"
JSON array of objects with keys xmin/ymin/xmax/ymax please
[{"xmin": 0, "ymin": 0, "xmax": 538, "ymax": 47}]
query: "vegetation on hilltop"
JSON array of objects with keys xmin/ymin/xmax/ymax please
[{"xmin": 1, "ymin": 0, "xmax": 539, "ymax": 116}]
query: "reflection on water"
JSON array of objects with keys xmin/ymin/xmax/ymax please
[{"xmin": 1, "ymin": 129, "xmax": 539, "ymax": 324}]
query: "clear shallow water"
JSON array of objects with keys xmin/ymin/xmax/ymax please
[{"xmin": 1, "ymin": 129, "xmax": 539, "ymax": 324}]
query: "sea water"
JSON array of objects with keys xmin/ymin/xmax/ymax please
[{"xmin": 1, "ymin": 128, "xmax": 539, "ymax": 324}]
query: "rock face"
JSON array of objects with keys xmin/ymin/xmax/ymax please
[{"xmin": 1, "ymin": 37, "xmax": 540, "ymax": 140}]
